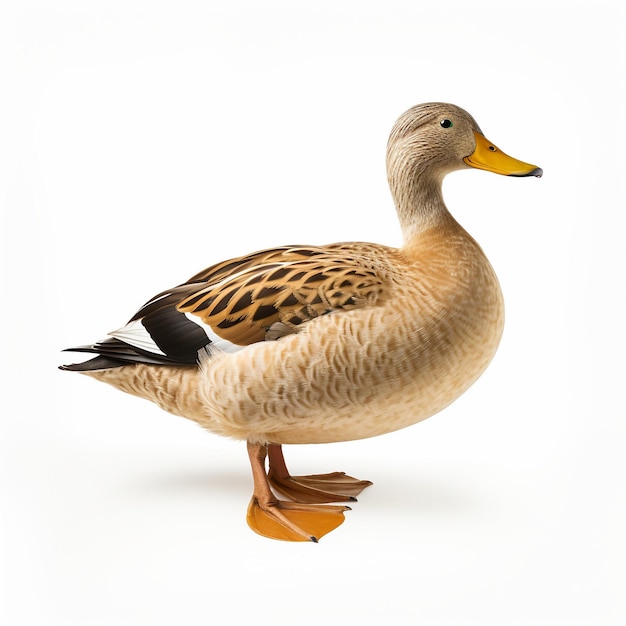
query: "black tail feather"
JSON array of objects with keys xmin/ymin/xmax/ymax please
[
  {"xmin": 59, "ymin": 336, "xmax": 200, "ymax": 372},
  {"xmin": 59, "ymin": 355, "xmax": 128, "ymax": 372}
]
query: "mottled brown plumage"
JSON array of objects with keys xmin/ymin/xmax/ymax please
[
  {"xmin": 178, "ymin": 244, "xmax": 387, "ymax": 345},
  {"xmin": 61, "ymin": 103, "xmax": 541, "ymax": 541}
]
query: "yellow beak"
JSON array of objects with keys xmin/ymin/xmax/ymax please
[{"xmin": 464, "ymin": 132, "xmax": 543, "ymax": 177}]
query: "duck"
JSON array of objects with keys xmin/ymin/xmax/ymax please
[{"xmin": 60, "ymin": 102, "xmax": 542, "ymax": 542}]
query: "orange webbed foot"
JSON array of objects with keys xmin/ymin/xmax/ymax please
[
  {"xmin": 268, "ymin": 444, "xmax": 373, "ymax": 504},
  {"xmin": 269, "ymin": 470, "xmax": 373, "ymax": 504},
  {"xmin": 246, "ymin": 442, "xmax": 371, "ymax": 542},
  {"xmin": 246, "ymin": 498, "xmax": 350, "ymax": 542}
]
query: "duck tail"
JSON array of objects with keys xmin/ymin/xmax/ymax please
[
  {"xmin": 59, "ymin": 336, "xmax": 194, "ymax": 372},
  {"xmin": 59, "ymin": 355, "xmax": 126, "ymax": 372}
]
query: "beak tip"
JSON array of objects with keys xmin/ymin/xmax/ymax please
[{"xmin": 509, "ymin": 166, "xmax": 543, "ymax": 178}]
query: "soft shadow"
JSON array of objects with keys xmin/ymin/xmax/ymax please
[
  {"xmin": 362, "ymin": 471, "xmax": 494, "ymax": 516},
  {"xmin": 123, "ymin": 462, "xmax": 494, "ymax": 517},
  {"xmin": 128, "ymin": 469, "xmax": 250, "ymax": 498}
]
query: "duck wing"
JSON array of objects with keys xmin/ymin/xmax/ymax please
[{"xmin": 61, "ymin": 244, "xmax": 387, "ymax": 370}]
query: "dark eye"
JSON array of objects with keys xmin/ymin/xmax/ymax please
[{"xmin": 440, "ymin": 119, "xmax": 453, "ymax": 129}]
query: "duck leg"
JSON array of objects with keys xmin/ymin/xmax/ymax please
[
  {"xmin": 246, "ymin": 442, "xmax": 350, "ymax": 542},
  {"xmin": 267, "ymin": 444, "xmax": 373, "ymax": 504}
]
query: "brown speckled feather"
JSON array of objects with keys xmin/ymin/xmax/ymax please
[{"xmin": 175, "ymin": 244, "xmax": 388, "ymax": 346}]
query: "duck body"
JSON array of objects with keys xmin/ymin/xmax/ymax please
[
  {"xmin": 84, "ymin": 227, "xmax": 502, "ymax": 445},
  {"xmin": 61, "ymin": 102, "xmax": 540, "ymax": 541}
]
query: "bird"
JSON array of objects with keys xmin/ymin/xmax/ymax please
[{"xmin": 60, "ymin": 102, "xmax": 542, "ymax": 542}]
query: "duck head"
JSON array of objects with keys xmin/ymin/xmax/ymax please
[
  {"xmin": 386, "ymin": 103, "xmax": 542, "ymax": 240},
  {"xmin": 387, "ymin": 102, "xmax": 542, "ymax": 180}
]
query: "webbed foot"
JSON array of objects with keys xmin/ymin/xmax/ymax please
[
  {"xmin": 246, "ymin": 442, "xmax": 371, "ymax": 542},
  {"xmin": 246, "ymin": 497, "xmax": 350, "ymax": 542},
  {"xmin": 268, "ymin": 444, "xmax": 373, "ymax": 504}
]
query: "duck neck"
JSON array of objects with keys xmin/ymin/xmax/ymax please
[{"xmin": 388, "ymin": 161, "xmax": 458, "ymax": 247}]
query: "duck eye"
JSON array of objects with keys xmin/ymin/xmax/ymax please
[{"xmin": 440, "ymin": 119, "xmax": 453, "ymax": 129}]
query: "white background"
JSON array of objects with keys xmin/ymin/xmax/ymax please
[{"xmin": 1, "ymin": 1, "xmax": 625, "ymax": 624}]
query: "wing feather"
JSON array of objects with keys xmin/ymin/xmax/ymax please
[
  {"xmin": 63, "ymin": 244, "xmax": 390, "ymax": 369},
  {"xmin": 177, "ymin": 244, "xmax": 388, "ymax": 346}
]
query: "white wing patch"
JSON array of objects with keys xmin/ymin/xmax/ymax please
[
  {"xmin": 108, "ymin": 319, "xmax": 166, "ymax": 356},
  {"xmin": 109, "ymin": 310, "xmax": 247, "ymax": 357},
  {"xmin": 183, "ymin": 313, "xmax": 245, "ymax": 354}
]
